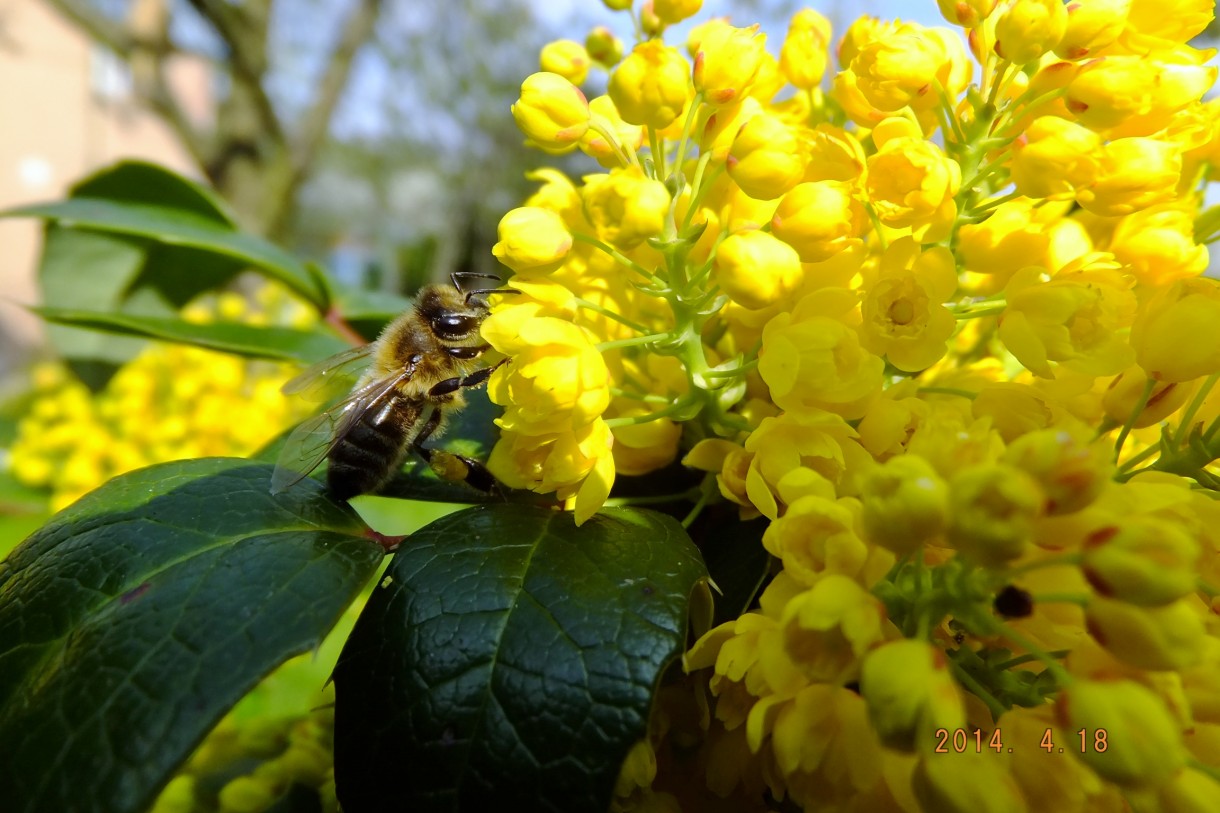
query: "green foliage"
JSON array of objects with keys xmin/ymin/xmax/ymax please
[{"xmin": 0, "ymin": 162, "xmax": 710, "ymax": 812}]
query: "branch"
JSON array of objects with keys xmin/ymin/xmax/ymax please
[
  {"xmin": 42, "ymin": 0, "xmax": 135, "ymax": 55},
  {"xmin": 185, "ymin": 0, "xmax": 283, "ymax": 141},
  {"xmin": 291, "ymin": 0, "xmax": 383, "ymax": 176}
]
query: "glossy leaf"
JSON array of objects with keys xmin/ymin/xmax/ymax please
[
  {"xmin": 32, "ymin": 307, "xmax": 349, "ymax": 363},
  {"xmin": 0, "ymin": 458, "xmax": 384, "ymax": 813},
  {"xmin": 9, "ymin": 196, "xmax": 327, "ymax": 307},
  {"xmin": 332, "ymin": 503, "xmax": 707, "ymax": 812}
]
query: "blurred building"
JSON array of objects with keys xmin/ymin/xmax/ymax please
[{"xmin": 0, "ymin": 0, "xmax": 211, "ymax": 379}]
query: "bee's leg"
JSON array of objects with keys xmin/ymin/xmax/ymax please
[
  {"xmin": 411, "ymin": 406, "xmax": 498, "ymax": 493},
  {"xmin": 427, "ymin": 356, "xmax": 508, "ymax": 398}
]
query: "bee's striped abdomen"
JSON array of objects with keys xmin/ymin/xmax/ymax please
[{"xmin": 327, "ymin": 398, "xmax": 422, "ymax": 500}]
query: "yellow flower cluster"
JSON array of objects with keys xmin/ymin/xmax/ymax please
[
  {"xmin": 7, "ymin": 290, "xmax": 312, "ymax": 511},
  {"xmin": 493, "ymin": 0, "xmax": 1220, "ymax": 810}
]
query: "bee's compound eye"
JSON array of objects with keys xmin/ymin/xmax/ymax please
[{"xmin": 433, "ymin": 313, "xmax": 477, "ymax": 339}]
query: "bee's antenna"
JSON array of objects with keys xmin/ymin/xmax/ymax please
[{"xmin": 453, "ymin": 271, "xmax": 519, "ymax": 305}]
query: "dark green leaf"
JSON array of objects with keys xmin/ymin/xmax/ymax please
[
  {"xmin": 8, "ymin": 197, "xmax": 327, "ymax": 307},
  {"xmin": 70, "ymin": 160, "xmax": 235, "ymax": 221},
  {"xmin": 32, "ymin": 307, "xmax": 349, "ymax": 363},
  {"xmin": 0, "ymin": 458, "xmax": 384, "ymax": 813},
  {"xmin": 332, "ymin": 503, "xmax": 707, "ymax": 813}
]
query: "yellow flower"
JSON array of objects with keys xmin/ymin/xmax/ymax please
[
  {"xmin": 1101, "ymin": 366, "xmax": 1194, "ymax": 427},
  {"xmin": 947, "ymin": 463, "xmax": 1045, "ymax": 566},
  {"xmin": 1125, "ymin": 0, "xmax": 1215, "ymax": 44},
  {"xmin": 512, "ymin": 72, "xmax": 590, "ymax": 154},
  {"xmin": 1055, "ymin": 679, "xmax": 1187, "ymax": 787},
  {"xmin": 1000, "ymin": 428, "xmax": 1111, "ymax": 515},
  {"xmin": 993, "ymin": 0, "xmax": 1068, "ymax": 65},
  {"xmin": 937, "ymin": 0, "xmax": 998, "ymax": 27},
  {"xmin": 743, "ymin": 408, "xmax": 869, "ymax": 520},
  {"xmin": 713, "ymin": 230, "xmax": 805, "ymax": 311},
  {"xmin": 779, "ymin": 9, "xmax": 832, "ymax": 90},
  {"xmin": 779, "ymin": 575, "xmax": 888, "ymax": 683},
  {"xmin": 608, "ymin": 41, "xmax": 691, "ymax": 129},
  {"xmin": 770, "ymin": 181, "xmax": 867, "ymax": 263},
  {"xmin": 956, "ymin": 199, "xmax": 1052, "ymax": 286},
  {"xmin": 692, "ymin": 23, "xmax": 767, "ymax": 106},
  {"xmin": 652, "ymin": 0, "xmax": 702, "ymax": 25},
  {"xmin": 580, "ymin": 96, "xmax": 645, "ymax": 169},
  {"xmin": 1085, "ymin": 596, "xmax": 1208, "ymax": 671},
  {"xmin": 859, "ymin": 454, "xmax": 950, "ymax": 554},
  {"xmin": 1055, "ymin": 0, "xmax": 1128, "ymax": 59},
  {"xmin": 1130, "ymin": 277, "xmax": 1220, "ymax": 382},
  {"xmin": 585, "ymin": 26, "xmax": 623, "ymax": 68},
  {"xmin": 1065, "ymin": 55, "xmax": 1215, "ymax": 136},
  {"xmin": 859, "ymin": 238, "xmax": 958, "ymax": 372},
  {"xmin": 761, "ymin": 495, "xmax": 869, "ymax": 585},
  {"xmin": 1081, "ymin": 519, "xmax": 1202, "ymax": 606},
  {"xmin": 1010, "ymin": 115, "xmax": 1101, "ymax": 200},
  {"xmin": 759, "ymin": 288, "xmax": 885, "ymax": 419},
  {"xmin": 1109, "ymin": 205, "xmax": 1209, "ymax": 287},
  {"xmin": 912, "ymin": 748, "xmax": 1028, "ymax": 813},
  {"xmin": 726, "ymin": 113, "xmax": 807, "ymax": 200},
  {"xmin": 610, "ymin": 412, "xmax": 681, "ymax": 476},
  {"xmin": 848, "ymin": 22, "xmax": 949, "ymax": 113},
  {"xmin": 1076, "ymin": 137, "xmax": 1182, "ymax": 217},
  {"xmin": 860, "ymin": 639, "xmax": 966, "ymax": 752},
  {"xmin": 491, "ymin": 207, "xmax": 573, "ymax": 274},
  {"xmin": 581, "ymin": 166, "xmax": 670, "ymax": 249},
  {"xmin": 997, "ymin": 264, "xmax": 1137, "ymax": 378},
  {"xmin": 483, "ymin": 315, "xmax": 611, "ymax": 433},
  {"xmin": 865, "ymin": 118, "xmax": 961, "ymax": 242},
  {"xmin": 539, "ymin": 40, "xmax": 591, "ymax": 85},
  {"xmin": 489, "ymin": 421, "xmax": 615, "ymax": 525}
]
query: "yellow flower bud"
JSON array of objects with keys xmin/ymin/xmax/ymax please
[
  {"xmin": 866, "ymin": 122, "xmax": 961, "ymax": 242},
  {"xmin": 491, "ymin": 207, "xmax": 572, "ymax": 274},
  {"xmin": 652, "ymin": 0, "xmax": 702, "ymax": 24},
  {"xmin": 1126, "ymin": 0, "xmax": 1214, "ymax": 43},
  {"xmin": 1081, "ymin": 519, "xmax": 1201, "ymax": 606},
  {"xmin": 1102, "ymin": 367, "xmax": 1194, "ymax": 425},
  {"xmin": 994, "ymin": 0, "xmax": 1068, "ymax": 64},
  {"xmin": 913, "ymin": 749, "xmax": 1028, "ymax": 813},
  {"xmin": 713, "ymin": 230, "xmax": 804, "ymax": 311},
  {"xmin": 771, "ymin": 181, "xmax": 867, "ymax": 262},
  {"xmin": 585, "ymin": 26, "xmax": 623, "ymax": 68},
  {"xmin": 692, "ymin": 23, "xmax": 767, "ymax": 106},
  {"xmin": 1011, "ymin": 116, "xmax": 1100, "ymax": 199},
  {"xmin": 1001, "ymin": 429, "xmax": 1110, "ymax": 515},
  {"xmin": 948, "ymin": 463, "xmax": 1045, "ymax": 566},
  {"xmin": 937, "ymin": 0, "xmax": 999, "ymax": 27},
  {"xmin": 1085, "ymin": 596, "xmax": 1207, "ymax": 670},
  {"xmin": 780, "ymin": 575, "xmax": 887, "ymax": 684},
  {"xmin": 581, "ymin": 166, "xmax": 670, "ymax": 249},
  {"xmin": 1110, "ymin": 205, "xmax": 1209, "ymax": 287},
  {"xmin": 580, "ymin": 95, "xmax": 644, "ymax": 168},
  {"xmin": 1131, "ymin": 277, "xmax": 1220, "ymax": 382},
  {"xmin": 779, "ymin": 9, "xmax": 832, "ymax": 90},
  {"xmin": 1066, "ymin": 56, "xmax": 1215, "ymax": 134},
  {"xmin": 697, "ymin": 97, "xmax": 761, "ymax": 162},
  {"xmin": 1056, "ymin": 679, "xmax": 1187, "ymax": 787},
  {"xmin": 512, "ymin": 72, "xmax": 590, "ymax": 154},
  {"xmin": 1157, "ymin": 768, "xmax": 1220, "ymax": 813},
  {"xmin": 601, "ymin": 0, "xmax": 631, "ymax": 10},
  {"xmin": 860, "ymin": 639, "xmax": 966, "ymax": 753},
  {"xmin": 608, "ymin": 41, "xmax": 691, "ymax": 129},
  {"xmin": 860, "ymin": 455, "xmax": 950, "ymax": 554},
  {"xmin": 611, "ymin": 414, "xmax": 680, "ymax": 476},
  {"xmin": 218, "ymin": 776, "xmax": 278, "ymax": 813},
  {"xmin": 726, "ymin": 113, "xmax": 807, "ymax": 200},
  {"xmin": 1055, "ymin": 0, "xmax": 1129, "ymax": 59},
  {"xmin": 851, "ymin": 25, "xmax": 948, "ymax": 112},
  {"xmin": 539, "ymin": 40, "xmax": 591, "ymax": 86},
  {"xmin": 1076, "ymin": 137, "xmax": 1181, "ymax": 217}
]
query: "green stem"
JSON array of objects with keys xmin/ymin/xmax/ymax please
[
  {"xmin": 949, "ymin": 660, "xmax": 1008, "ymax": 721},
  {"xmin": 952, "ymin": 303, "xmax": 1007, "ymax": 320},
  {"xmin": 597, "ymin": 332, "xmax": 671, "ymax": 352},
  {"xmin": 572, "ymin": 232, "xmax": 657, "ymax": 280},
  {"xmin": 1114, "ymin": 377, "xmax": 1157, "ymax": 461},
  {"xmin": 1117, "ymin": 443, "xmax": 1161, "ymax": 474},
  {"xmin": 604, "ymin": 396, "xmax": 694, "ymax": 428},
  {"xmin": 647, "ymin": 126, "xmax": 666, "ymax": 180},
  {"xmin": 864, "ymin": 202, "xmax": 889, "ymax": 251},
  {"xmin": 588, "ymin": 117, "xmax": 637, "ymax": 170},
  {"xmin": 1173, "ymin": 372, "xmax": 1219, "ymax": 447},
  {"xmin": 574, "ymin": 297, "xmax": 651, "ymax": 334},
  {"xmin": 967, "ymin": 189, "xmax": 1022, "ymax": 219},
  {"xmin": 610, "ymin": 386, "xmax": 674, "ymax": 405},
  {"xmin": 671, "ymin": 92, "xmax": 704, "ymax": 179}
]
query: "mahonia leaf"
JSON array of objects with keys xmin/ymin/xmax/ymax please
[
  {"xmin": 332, "ymin": 504, "xmax": 707, "ymax": 812},
  {"xmin": 0, "ymin": 458, "xmax": 384, "ymax": 813}
]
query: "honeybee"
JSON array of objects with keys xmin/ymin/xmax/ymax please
[{"xmin": 270, "ymin": 272, "xmax": 512, "ymax": 500}]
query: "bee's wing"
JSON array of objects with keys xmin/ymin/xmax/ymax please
[
  {"xmin": 282, "ymin": 344, "xmax": 376, "ymax": 402},
  {"xmin": 270, "ymin": 364, "xmax": 417, "ymax": 494}
]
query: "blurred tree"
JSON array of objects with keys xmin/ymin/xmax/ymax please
[{"xmin": 44, "ymin": 0, "xmax": 383, "ymax": 241}]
